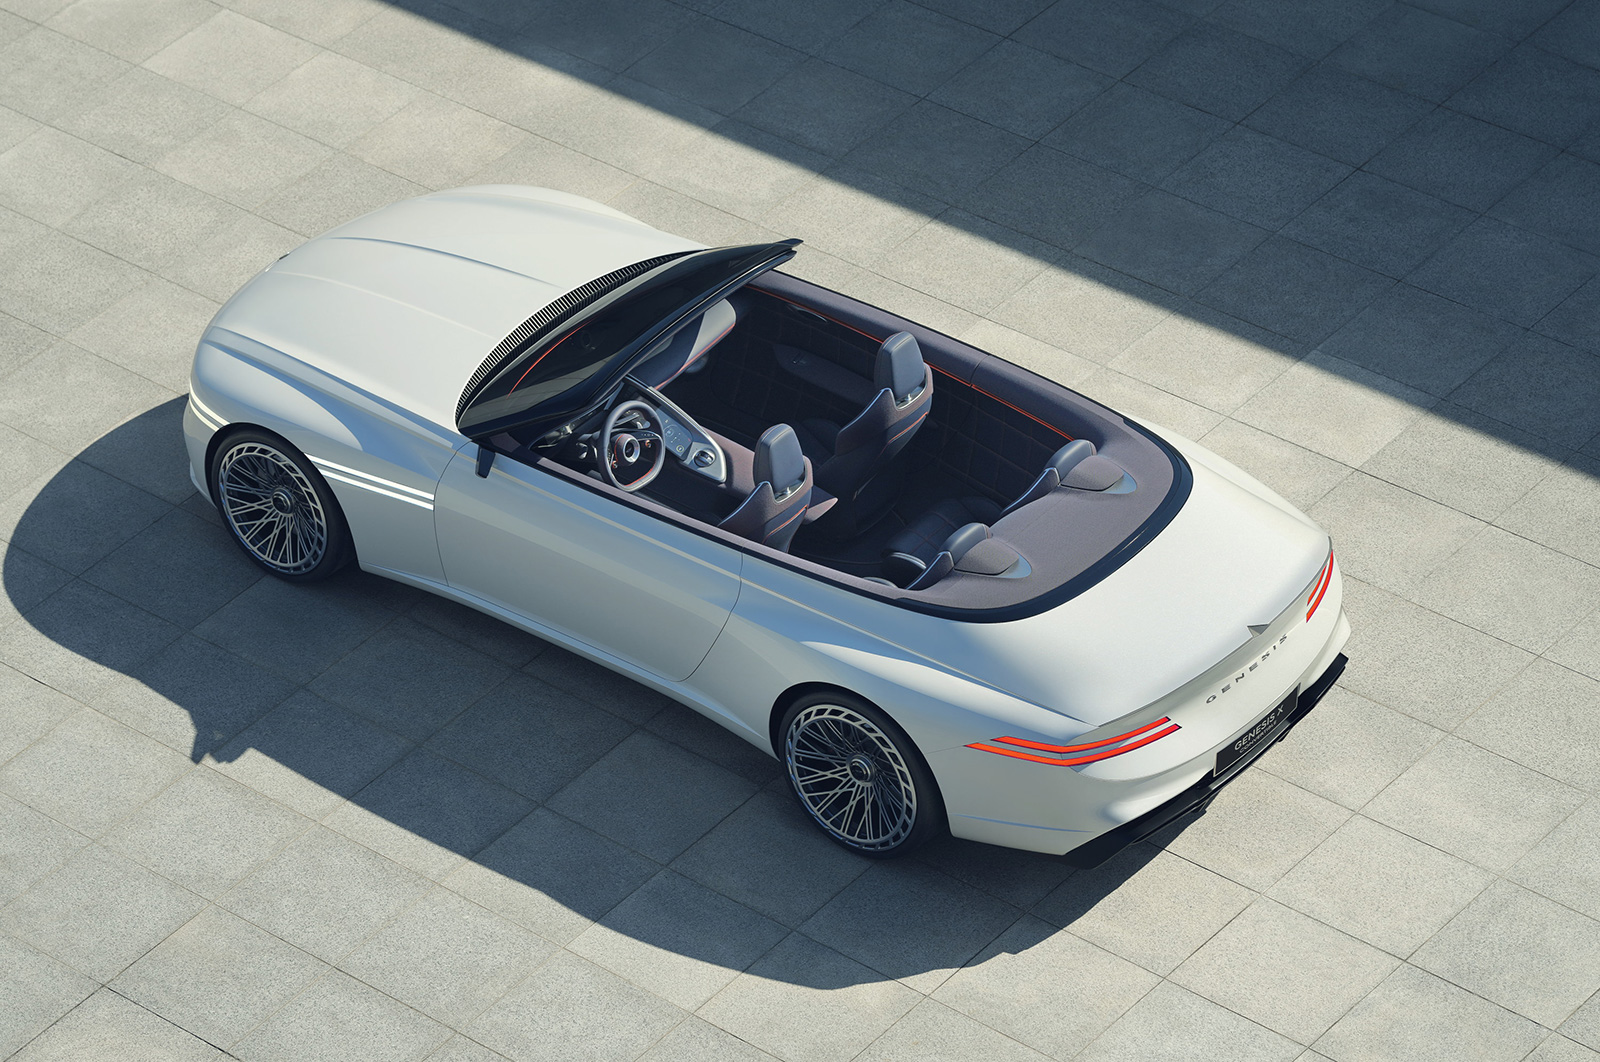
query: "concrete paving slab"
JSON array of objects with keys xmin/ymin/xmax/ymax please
[
  {"xmin": 1242, "ymin": 63, "xmax": 1431, "ymax": 167},
  {"xmin": 8, "ymin": 988, "xmax": 222, "ymax": 1062},
  {"xmin": 1, "ymin": 842, "xmax": 204, "ymax": 981},
  {"xmin": 1077, "ymin": 979, "xmax": 1300, "ymax": 1062},
  {"xmin": 1077, "ymin": 189, "xmax": 1268, "ymax": 296},
  {"xmin": 931, "ymin": 40, "xmax": 1108, "ymax": 141},
  {"xmin": 102, "ymin": 764, "xmax": 309, "ymax": 898},
  {"xmin": 857, "ymin": 998, "xmax": 1053, "ymax": 1062},
  {"xmin": 1336, "ymin": 578, "xmax": 1534, "ymax": 730},
  {"xmin": 1127, "ymin": 21, "xmax": 1304, "ymax": 122},
  {"xmin": 110, "ymin": 905, "xmax": 329, "ymax": 1048},
  {"xmin": 232, "ymin": 967, "xmax": 451, "ymax": 1062},
  {"xmin": 219, "ymin": 824, "xmax": 431, "ymax": 964},
  {"xmin": 1510, "ymin": 796, "xmax": 1600, "ymax": 921},
  {"xmin": 1456, "ymin": 658, "xmax": 1600, "ymax": 790},
  {"xmin": 568, "ymin": 869, "xmax": 784, "ymax": 1009},
  {"xmin": 1046, "ymin": 81, "xmax": 1229, "ymax": 184},
  {"xmin": 0, "ymin": 794, "xmax": 86, "ymax": 906},
  {"xmin": 443, "ymin": 807, "xmax": 658, "ymax": 946},
  {"xmin": 1172, "ymin": 897, "xmax": 1396, "ymax": 1044},
  {"xmin": 467, "ymin": 950, "xmax": 684, "ymax": 1062},
  {"xmin": 1035, "ymin": 845, "xmax": 1251, "ymax": 975},
  {"xmin": 1412, "ymin": 879, "xmax": 1600, "ymax": 1026},
  {"xmin": 1255, "ymin": 686, "xmax": 1443, "ymax": 808},
  {"xmin": 340, "ymin": 887, "xmax": 555, "ymax": 1027},
  {"xmin": 0, "ymin": 933, "xmax": 96, "ymax": 1059},
  {"xmin": 1198, "ymin": 237, "xmax": 1392, "ymax": 346},
  {"xmin": 1327, "ymin": 4, "xmax": 1506, "ymax": 101},
  {"xmin": 1314, "ymin": 962, "xmax": 1544, "ymax": 1062},
  {"xmin": 1364, "ymin": 737, "xmax": 1586, "ymax": 872},
  {"xmin": 1267, "ymin": 815, "xmax": 1491, "ymax": 957}
]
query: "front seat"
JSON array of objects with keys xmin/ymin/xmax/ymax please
[
  {"xmin": 793, "ymin": 331, "xmax": 932, "ymax": 531},
  {"xmin": 719, "ymin": 424, "xmax": 813, "ymax": 552}
]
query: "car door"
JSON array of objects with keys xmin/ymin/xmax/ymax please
[{"xmin": 433, "ymin": 447, "xmax": 742, "ymax": 682}]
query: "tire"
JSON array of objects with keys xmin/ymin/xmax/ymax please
[
  {"xmin": 209, "ymin": 428, "xmax": 353, "ymax": 582},
  {"xmin": 780, "ymin": 691, "xmax": 944, "ymax": 858}
]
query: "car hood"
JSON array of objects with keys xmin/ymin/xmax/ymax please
[
  {"xmin": 896, "ymin": 457, "xmax": 1329, "ymax": 728},
  {"xmin": 204, "ymin": 186, "xmax": 701, "ymax": 431}
]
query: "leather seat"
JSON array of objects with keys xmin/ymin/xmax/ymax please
[
  {"xmin": 719, "ymin": 423, "xmax": 812, "ymax": 552},
  {"xmin": 792, "ymin": 331, "xmax": 932, "ymax": 528},
  {"xmin": 883, "ymin": 439, "xmax": 1121, "ymax": 575},
  {"xmin": 885, "ymin": 520, "xmax": 1023, "ymax": 590}
]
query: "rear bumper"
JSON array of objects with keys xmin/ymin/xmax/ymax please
[{"xmin": 1063, "ymin": 651, "xmax": 1347, "ymax": 868}]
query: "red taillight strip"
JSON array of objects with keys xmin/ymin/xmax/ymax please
[
  {"xmin": 1306, "ymin": 551, "xmax": 1333, "ymax": 621},
  {"xmin": 967, "ymin": 722, "xmax": 1181, "ymax": 767},
  {"xmin": 991, "ymin": 716, "xmax": 1173, "ymax": 754}
]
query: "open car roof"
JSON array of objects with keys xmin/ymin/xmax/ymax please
[{"xmin": 456, "ymin": 239, "xmax": 800, "ymax": 440}]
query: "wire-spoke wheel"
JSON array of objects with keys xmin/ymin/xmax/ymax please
[
  {"xmin": 210, "ymin": 430, "xmax": 351, "ymax": 581},
  {"xmin": 782, "ymin": 694, "xmax": 941, "ymax": 857}
]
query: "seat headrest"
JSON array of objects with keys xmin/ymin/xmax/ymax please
[
  {"xmin": 754, "ymin": 423, "xmax": 806, "ymax": 496},
  {"xmin": 875, "ymin": 332, "xmax": 925, "ymax": 403},
  {"xmin": 1048, "ymin": 439, "xmax": 1096, "ymax": 478},
  {"xmin": 940, "ymin": 521, "xmax": 990, "ymax": 565}
]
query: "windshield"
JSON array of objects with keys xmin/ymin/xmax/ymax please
[{"xmin": 458, "ymin": 240, "xmax": 799, "ymax": 438}]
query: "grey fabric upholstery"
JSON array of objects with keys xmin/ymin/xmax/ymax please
[
  {"xmin": 885, "ymin": 438, "xmax": 1111, "ymax": 584},
  {"xmin": 998, "ymin": 438, "xmax": 1103, "ymax": 517},
  {"xmin": 903, "ymin": 521, "xmax": 1013, "ymax": 589},
  {"xmin": 789, "ymin": 332, "xmax": 933, "ymax": 523},
  {"xmin": 1048, "ymin": 439, "xmax": 1096, "ymax": 479},
  {"xmin": 956, "ymin": 535, "xmax": 1021, "ymax": 576},
  {"xmin": 1002, "ymin": 467, "xmax": 1059, "ymax": 517},
  {"xmin": 1063, "ymin": 453, "xmax": 1124, "ymax": 490},
  {"xmin": 883, "ymin": 496, "xmax": 1003, "ymax": 565},
  {"xmin": 719, "ymin": 423, "xmax": 812, "ymax": 552}
]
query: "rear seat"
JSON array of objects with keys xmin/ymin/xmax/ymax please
[{"xmin": 882, "ymin": 440, "xmax": 1126, "ymax": 587}]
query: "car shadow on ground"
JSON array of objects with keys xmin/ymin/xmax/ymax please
[{"xmin": 2, "ymin": 397, "xmax": 1173, "ymax": 988}]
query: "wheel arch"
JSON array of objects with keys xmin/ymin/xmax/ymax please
[
  {"xmin": 767, "ymin": 680, "xmax": 949, "ymax": 822},
  {"xmin": 206, "ymin": 423, "xmax": 359, "ymax": 578},
  {"xmin": 768, "ymin": 681, "xmax": 862, "ymax": 759},
  {"xmin": 202, "ymin": 419, "xmax": 276, "ymax": 500}
]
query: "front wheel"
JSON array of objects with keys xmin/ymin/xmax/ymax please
[
  {"xmin": 209, "ymin": 429, "xmax": 353, "ymax": 581},
  {"xmin": 780, "ymin": 692, "xmax": 943, "ymax": 858}
]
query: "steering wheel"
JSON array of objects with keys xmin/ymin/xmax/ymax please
[{"xmin": 600, "ymin": 399, "xmax": 667, "ymax": 492}]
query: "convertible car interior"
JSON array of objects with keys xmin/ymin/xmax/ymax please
[{"xmin": 465, "ymin": 251, "xmax": 1183, "ymax": 614}]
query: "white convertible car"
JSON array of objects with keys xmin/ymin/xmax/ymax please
[{"xmin": 184, "ymin": 186, "xmax": 1348, "ymax": 861}]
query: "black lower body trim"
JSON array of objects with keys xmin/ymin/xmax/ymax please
[{"xmin": 1064, "ymin": 653, "xmax": 1348, "ymax": 869}]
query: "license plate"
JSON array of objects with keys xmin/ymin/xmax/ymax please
[{"xmin": 1216, "ymin": 690, "xmax": 1297, "ymax": 777}]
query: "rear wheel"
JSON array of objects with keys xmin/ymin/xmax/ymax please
[
  {"xmin": 780, "ymin": 692, "xmax": 943, "ymax": 857},
  {"xmin": 209, "ymin": 429, "xmax": 352, "ymax": 581}
]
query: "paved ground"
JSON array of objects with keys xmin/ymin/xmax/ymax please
[{"xmin": 1, "ymin": 0, "xmax": 1598, "ymax": 1059}]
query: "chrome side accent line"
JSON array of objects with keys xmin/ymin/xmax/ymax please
[
  {"xmin": 308, "ymin": 456, "xmax": 435, "ymax": 510},
  {"xmin": 188, "ymin": 393, "xmax": 225, "ymax": 432},
  {"xmin": 308, "ymin": 456, "xmax": 435, "ymax": 501}
]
